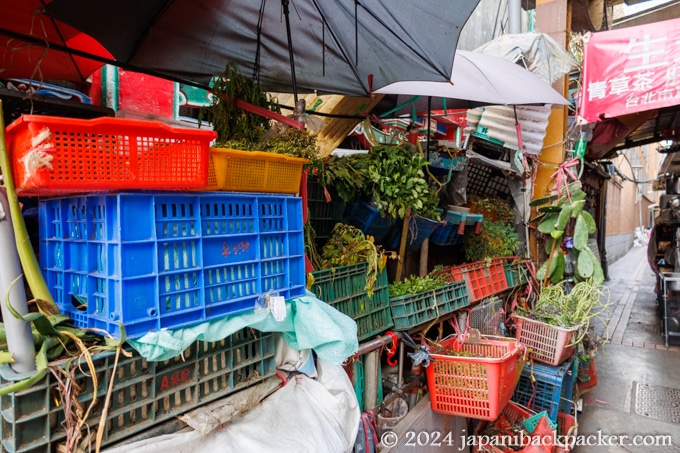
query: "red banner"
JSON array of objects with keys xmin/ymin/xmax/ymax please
[{"xmin": 580, "ymin": 17, "xmax": 680, "ymax": 123}]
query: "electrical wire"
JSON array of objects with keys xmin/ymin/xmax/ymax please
[{"xmin": 609, "ymin": 151, "xmax": 658, "ymax": 184}]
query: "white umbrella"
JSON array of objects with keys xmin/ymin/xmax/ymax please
[{"xmin": 375, "ymin": 49, "xmax": 570, "ymax": 110}]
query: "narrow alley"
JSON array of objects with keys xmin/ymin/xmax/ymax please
[{"xmin": 577, "ymin": 245, "xmax": 680, "ymax": 452}]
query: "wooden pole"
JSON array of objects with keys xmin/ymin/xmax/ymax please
[
  {"xmin": 419, "ymin": 238, "xmax": 429, "ymax": 277},
  {"xmin": 395, "ymin": 207, "xmax": 412, "ymax": 281}
]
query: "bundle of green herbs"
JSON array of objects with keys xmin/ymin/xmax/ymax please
[
  {"xmin": 388, "ymin": 273, "xmax": 448, "ymax": 298},
  {"xmin": 366, "ymin": 144, "xmax": 440, "ymax": 220},
  {"xmin": 463, "ymin": 219, "xmax": 520, "ymax": 262},
  {"xmin": 514, "ymin": 278, "xmax": 612, "ymax": 344}
]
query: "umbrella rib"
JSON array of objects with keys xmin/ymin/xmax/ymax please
[
  {"xmin": 310, "ymin": 0, "xmax": 368, "ymax": 94},
  {"xmin": 254, "ymin": 0, "xmax": 267, "ymax": 84}
]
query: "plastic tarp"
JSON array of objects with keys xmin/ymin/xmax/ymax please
[
  {"xmin": 103, "ymin": 358, "xmax": 361, "ymax": 453},
  {"xmin": 129, "ymin": 291, "xmax": 359, "ymax": 365},
  {"xmin": 475, "ymin": 32, "xmax": 578, "ymax": 85}
]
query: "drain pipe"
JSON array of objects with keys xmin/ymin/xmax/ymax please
[
  {"xmin": 599, "ymin": 175, "xmax": 610, "ymax": 280},
  {"xmin": 0, "ymin": 189, "xmax": 36, "ymax": 373},
  {"xmin": 508, "ymin": 0, "xmax": 521, "ymax": 33}
]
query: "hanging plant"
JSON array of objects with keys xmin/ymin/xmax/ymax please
[
  {"xmin": 366, "ymin": 144, "xmax": 440, "ymax": 219},
  {"xmin": 320, "ymin": 154, "xmax": 371, "ymax": 205},
  {"xmin": 530, "ymin": 157, "xmax": 604, "ymax": 286},
  {"xmin": 200, "ymin": 62, "xmax": 281, "ymax": 147}
]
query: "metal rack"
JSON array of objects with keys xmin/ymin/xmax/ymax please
[{"xmin": 660, "ymin": 272, "xmax": 680, "ymax": 348}]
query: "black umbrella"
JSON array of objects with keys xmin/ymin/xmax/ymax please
[{"xmin": 45, "ymin": 0, "xmax": 481, "ymax": 98}]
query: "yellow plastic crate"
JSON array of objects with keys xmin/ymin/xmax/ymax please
[{"xmin": 207, "ymin": 148, "xmax": 308, "ymax": 194}]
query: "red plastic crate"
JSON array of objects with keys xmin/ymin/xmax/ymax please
[
  {"xmin": 426, "ymin": 335, "xmax": 524, "ymax": 420},
  {"xmin": 435, "ymin": 259, "xmax": 508, "ymax": 302},
  {"xmin": 6, "ymin": 115, "xmax": 216, "ymax": 195}
]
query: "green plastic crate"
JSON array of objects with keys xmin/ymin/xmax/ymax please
[
  {"xmin": 390, "ymin": 281, "xmax": 470, "ymax": 331},
  {"xmin": 307, "ymin": 177, "xmax": 346, "ymax": 240},
  {"xmin": 504, "ymin": 260, "xmax": 529, "ymax": 288},
  {"xmin": 0, "ymin": 328, "xmax": 275, "ymax": 453},
  {"xmin": 310, "ymin": 262, "xmax": 392, "ymax": 341}
]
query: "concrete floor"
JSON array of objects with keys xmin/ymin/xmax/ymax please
[{"xmin": 576, "ymin": 245, "xmax": 680, "ymax": 452}]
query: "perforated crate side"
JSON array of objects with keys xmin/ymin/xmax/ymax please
[
  {"xmin": 511, "ymin": 357, "xmax": 575, "ymax": 423},
  {"xmin": 6, "ymin": 115, "xmax": 214, "ymax": 196},
  {"xmin": 307, "ymin": 178, "xmax": 346, "ymax": 223},
  {"xmin": 434, "ymin": 281, "xmax": 471, "ymax": 316},
  {"xmin": 310, "ymin": 263, "xmax": 391, "ymax": 340},
  {"xmin": 469, "ymin": 296, "xmax": 505, "ymax": 336},
  {"xmin": 389, "ymin": 291, "xmax": 438, "ymax": 331},
  {"xmin": 511, "ymin": 315, "xmax": 580, "ymax": 366},
  {"xmin": 39, "ymin": 193, "xmax": 305, "ymax": 339},
  {"xmin": 0, "ymin": 330, "xmax": 275, "ymax": 453},
  {"xmin": 466, "ymin": 160, "xmax": 510, "ymax": 199}
]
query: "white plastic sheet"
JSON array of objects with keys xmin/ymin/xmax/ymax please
[{"xmin": 103, "ymin": 359, "xmax": 360, "ymax": 453}]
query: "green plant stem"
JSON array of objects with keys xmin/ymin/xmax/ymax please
[{"xmin": 0, "ymin": 102, "xmax": 58, "ymax": 315}]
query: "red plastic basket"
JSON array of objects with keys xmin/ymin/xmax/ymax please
[
  {"xmin": 426, "ymin": 335, "xmax": 524, "ymax": 420},
  {"xmin": 473, "ymin": 401, "xmax": 556, "ymax": 453},
  {"xmin": 5, "ymin": 115, "xmax": 216, "ymax": 195},
  {"xmin": 434, "ymin": 259, "xmax": 508, "ymax": 302},
  {"xmin": 511, "ymin": 315, "xmax": 581, "ymax": 366},
  {"xmin": 555, "ymin": 412, "xmax": 578, "ymax": 453}
]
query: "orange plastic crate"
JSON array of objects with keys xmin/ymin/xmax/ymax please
[
  {"xmin": 426, "ymin": 335, "xmax": 524, "ymax": 420},
  {"xmin": 435, "ymin": 259, "xmax": 508, "ymax": 302},
  {"xmin": 208, "ymin": 148, "xmax": 308, "ymax": 194},
  {"xmin": 5, "ymin": 115, "xmax": 215, "ymax": 195}
]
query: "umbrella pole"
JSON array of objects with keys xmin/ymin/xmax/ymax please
[
  {"xmin": 426, "ymin": 96, "xmax": 432, "ymax": 161},
  {"xmin": 282, "ymin": 0, "xmax": 299, "ymax": 104}
]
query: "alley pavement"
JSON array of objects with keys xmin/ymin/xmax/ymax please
[{"xmin": 576, "ymin": 245, "xmax": 680, "ymax": 452}]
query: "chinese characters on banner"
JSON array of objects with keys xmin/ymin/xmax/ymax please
[{"xmin": 580, "ymin": 17, "xmax": 680, "ymax": 123}]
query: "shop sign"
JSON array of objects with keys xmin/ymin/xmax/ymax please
[{"xmin": 580, "ymin": 17, "xmax": 680, "ymax": 123}]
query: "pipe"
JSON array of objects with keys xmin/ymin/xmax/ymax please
[
  {"xmin": 0, "ymin": 190, "xmax": 36, "ymax": 373},
  {"xmin": 363, "ymin": 350, "xmax": 379, "ymax": 411},
  {"xmin": 599, "ymin": 175, "xmax": 610, "ymax": 280},
  {"xmin": 508, "ymin": 0, "xmax": 522, "ymax": 34},
  {"xmin": 356, "ymin": 332, "xmax": 402, "ymax": 356},
  {"xmin": 397, "ymin": 341, "xmax": 405, "ymax": 385}
]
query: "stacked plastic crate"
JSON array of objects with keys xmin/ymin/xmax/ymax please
[
  {"xmin": 2, "ymin": 116, "xmax": 308, "ymax": 339},
  {"xmin": 510, "ymin": 305, "xmax": 581, "ymax": 446},
  {"xmin": 3, "ymin": 115, "xmax": 308, "ymax": 451}
]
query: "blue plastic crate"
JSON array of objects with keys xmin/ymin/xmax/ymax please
[
  {"xmin": 465, "ymin": 213, "xmax": 484, "ymax": 226},
  {"xmin": 387, "ymin": 215, "xmax": 440, "ymax": 251},
  {"xmin": 445, "ymin": 210, "xmax": 466, "ymax": 225},
  {"xmin": 345, "ymin": 200, "xmax": 394, "ymax": 242},
  {"xmin": 429, "ymin": 223, "xmax": 464, "ymax": 246},
  {"xmin": 39, "ymin": 192, "xmax": 306, "ymax": 339},
  {"xmin": 511, "ymin": 356, "xmax": 576, "ymax": 423}
]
